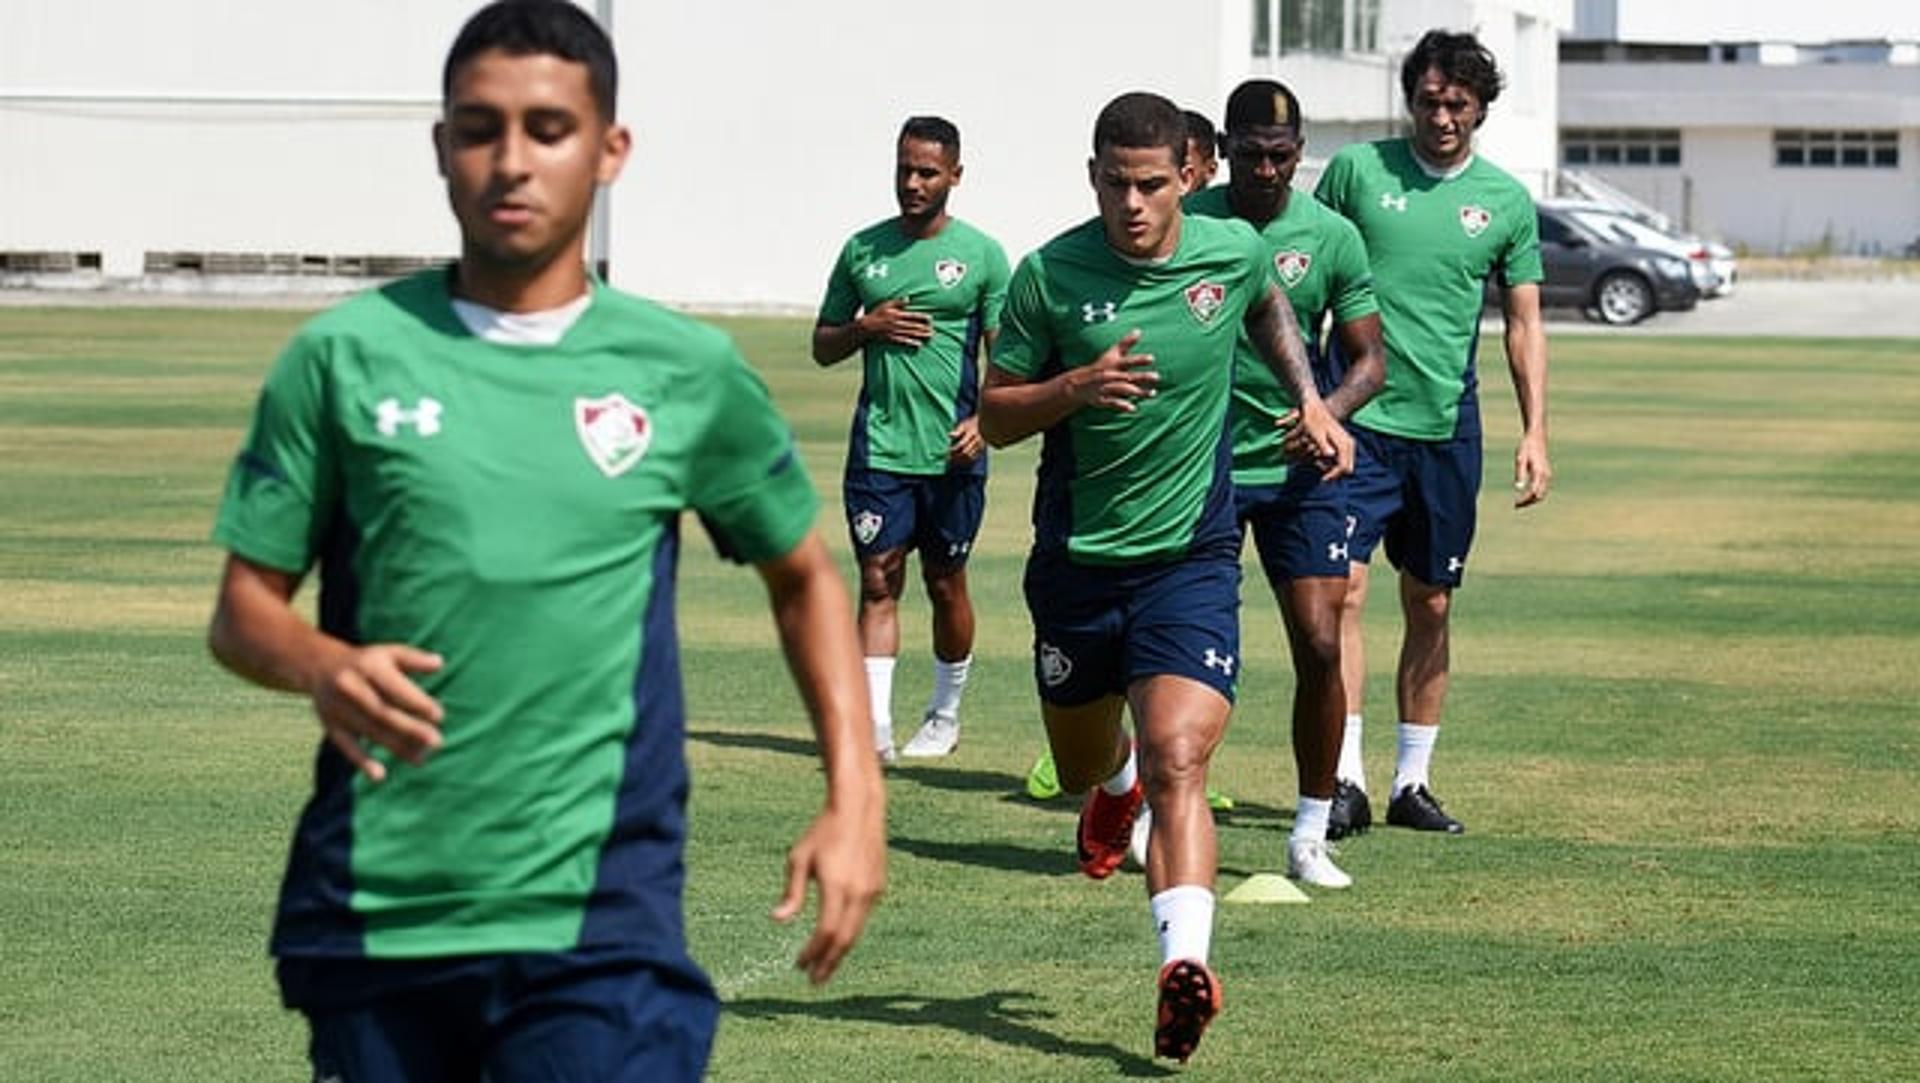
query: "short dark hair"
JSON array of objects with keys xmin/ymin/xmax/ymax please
[
  {"xmin": 1093, "ymin": 92, "xmax": 1187, "ymax": 166},
  {"xmin": 899, "ymin": 115, "xmax": 961, "ymax": 158},
  {"xmin": 1223, "ymin": 79, "xmax": 1303, "ymax": 137},
  {"xmin": 1182, "ymin": 110, "xmax": 1217, "ymax": 154},
  {"xmin": 443, "ymin": 0, "xmax": 619, "ymax": 121},
  {"xmin": 1400, "ymin": 30, "xmax": 1503, "ymax": 114}
]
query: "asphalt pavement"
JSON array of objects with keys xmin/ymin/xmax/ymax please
[{"xmin": 1522, "ymin": 277, "xmax": 1920, "ymax": 337}]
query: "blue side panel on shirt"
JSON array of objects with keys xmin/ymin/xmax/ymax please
[
  {"xmin": 272, "ymin": 512, "xmax": 366, "ymax": 957},
  {"xmin": 578, "ymin": 522, "xmax": 705, "ymax": 984}
]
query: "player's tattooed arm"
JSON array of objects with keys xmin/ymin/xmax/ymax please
[
  {"xmin": 1324, "ymin": 312, "xmax": 1386, "ymax": 420},
  {"xmin": 1247, "ymin": 286, "xmax": 1354, "ymax": 479}
]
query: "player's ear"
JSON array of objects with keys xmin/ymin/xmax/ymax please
[
  {"xmin": 952, "ymin": 162, "xmax": 963, "ymax": 186},
  {"xmin": 1086, "ymin": 156, "xmax": 1098, "ymax": 190},
  {"xmin": 596, "ymin": 122, "xmax": 633, "ymax": 185},
  {"xmin": 432, "ymin": 120, "xmax": 450, "ymax": 178}
]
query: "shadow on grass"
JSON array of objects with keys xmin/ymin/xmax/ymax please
[
  {"xmin": 885, "ymin": 762, "xmax": 1026, "ymax": 795},
  {"xmin": 688, "ymin": 728, "xmax": 817, "ymax": 758},
  {"xmin": 725, "ymin": 989, "xmax": 1174, "ymax": 1077},
  {"xmin": 889, "ymin": 835, "xmax": 1074, "ymax": 876}
]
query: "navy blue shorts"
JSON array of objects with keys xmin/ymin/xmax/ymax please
[
  {"xmin": 1345, "ymin": 425, "xmax": 1481, "ymax": 588},
  {"xmin": 843, "ymin": 466, "xmax": 985, "ymax": 565},
  {"xmin": 279, "ymin": 950, "xmax": 718, "ymax": 1083},
  {"xmin": 1235, "ymin": 464, "xmax": 1352, "ymax": 588},
  {"xmin": 1021, "ymin": 550, "xmax": 1241, "ymax": 706}
]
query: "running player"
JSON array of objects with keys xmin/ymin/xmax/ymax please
[
  {"xmin": 814, "ymin": 116, "xmax": 1010, "ymax": 762},
  {"xmin": 1183, "ymin": 108, "xmax": 1220, "ymax": 190},
  {"xmin": 1315, "ymin": 29, "xmax": 1552, "ymax": 838},
  {"xmin": 206, "ymin": 4, "xmax": 885, "ymax": 1078},
  {"xmin": 1186, "ymin": 79, "xmax": 1385, "ymax": 887},
  {"xmin": 981, "ymin": 91, "xmax": 1349, "ymax": 1063}
]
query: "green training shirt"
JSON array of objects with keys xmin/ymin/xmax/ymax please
[
  {"xmin": 213, "ymin": 268, "xmax": 817, "ymax": 965},
  {"xmin": 994, "ymin": 214, "xmax": 1275, "ymax": 565},
  {"xmin": 817, "ymin": 217, "xmax": 1010, "ymax": 475},
  {"xmin": 1315, "ymin": 138, "xmax": 1542, "ymax": 441},
  {"xmin": 1186, "ymin": 184, "xmax": 1378, "ymax": 485}
]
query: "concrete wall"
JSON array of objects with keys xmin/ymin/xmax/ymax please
[
  {"xmin": 1562, "ymin": 60, "xmax": 1920, "ymax": 251},
  {"xmin": 1582, "ymin": 0, "xmax": 1920, "ymax": 44},
  {"xmin": 608, "ymin": 1, "xmax": 1233, "ymax": 309},
  {"xmin": 0, "ymin": 0, "xmax": 476, "ymax": 276}
]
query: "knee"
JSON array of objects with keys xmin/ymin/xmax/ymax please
[
  {"xmin": 1141, "ymin": 732, "xmax": 1211, "ymax": 794},
  {"xmin": 922, "ymin": 566, "xmax": 967, "ymax": 607},
  {"xmin": 1291, "ymin": 621, "xmax": 1341, "ymax": 678}
]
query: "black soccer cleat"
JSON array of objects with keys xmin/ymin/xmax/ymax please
[
  {"xmin": 1328, "ymin": 779, "xmax": 1372, "ymax": 841},
  {"xmin": 1386, "ymin": 784, "xmax": 1465, "ymax": 834}
]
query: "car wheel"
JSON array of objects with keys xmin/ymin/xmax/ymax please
[{"xmin": 1593, "ymin": 271, "xmax": 1654, "ymax": 325}]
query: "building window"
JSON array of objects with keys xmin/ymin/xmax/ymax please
[
  {"xmin": 1562, "ymin": 128, "xmax": 1681, "ymax": 167},
  {"xmin": 1775, "ymin": 129, "xmax": 1898, "ymax": 168},
  {"xmin": 1251, "ymin": 0, "xmax": 1379, "ymax": 57}
]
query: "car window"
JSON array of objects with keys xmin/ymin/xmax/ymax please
[
  {"xmin": 1569, "ymin": 210, "xmax": 1644, "ymax": 246},
  {"xmin": 1538, "ymin": 213, "xmax": 1575, "ymax": 245}
]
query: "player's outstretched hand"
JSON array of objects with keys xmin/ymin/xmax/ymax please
[
  {"xmin": 310, "ymin": 645, "xmax": 445, "ymax": 782},
  {"xmin": 861, "ymin": 298, "xmax": 934, "ymax": 348},
  {"xmin": 948, "ymin": 416, "xmax": 986, "ymax": 465},
  {"xmin": 1513, "ymin": 433, "xmax": 1551, "ymax": 507},
  {"xmin": 1276, "ymin": 400, "xmax": 1355, "ymax": 480},
  {"xmin": 1067, "ymin": 329, "xmax": 1158, "ymax": 412},
  {"xmin": 772, "ymin": 794, "xmax": 887, "ymax": 985}
]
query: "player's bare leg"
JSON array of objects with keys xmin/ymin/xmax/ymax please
[
  {"xmin": 1329, "ymin": 561, "xmax": 1373, "ymax": 837},
  {"xmin": 858, "ymin": 547, "xmax": 909, "ymax": 761},
  {"xmin": 1386, "ymin": 571, "xmax": 1464, "ymax": 833},
  {"xmin": 902, "ymin": 561, "xmax": 972, "ymax": 757},
  {"xmin": 1278, "ymin": 576, "xmax": 1351, "ymax": 886},
  {"xmin": 1131, "ymin": 675, "xmax": 1229, "ymax": 1061}
]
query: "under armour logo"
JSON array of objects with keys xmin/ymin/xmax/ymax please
[
  {"xmin": 1328, "ymin": 542, "xmax": 1349, "ymax": 562},
  {"xmin": 1202, "ymin": 648, "xmax": 1235, "ymax": 676},
  {"xmin": 375, "ymin": 397, "xmax": 442, "ymax": 437},
  {"xmin": 864, "ymin": 262, "xmax": 890, "ymax": 279},
  {"xmin": 1082, "ymin": 301, "xmax": 1117, "ymax": 323},
  {"xmin": 1379, "ymin": 192, "xmax": 1408, "ymax": 212},
  {"xmin": 1447, "ymin": 556, "xmax": 1465, "ymax": 573}
]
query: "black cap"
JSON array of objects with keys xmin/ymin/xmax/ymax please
[{"xmin": 1224, "ymin": 80, "xmax": 1303, "ymax": 136}]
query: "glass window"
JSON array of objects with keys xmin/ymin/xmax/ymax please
[
  {"xmin": 1251, "ymin": 0, "xmax": 1272, "ymax": 57},
  {"xmin": 1773, "ymin": 130, "xmax": 1894, "ymax": 169},
  {"xmin": 1561, "ymin": 128, "xmax": 1681, "ymax": 168}
]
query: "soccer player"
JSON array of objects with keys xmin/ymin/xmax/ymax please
[
  {"xmin": 813, "ymin": 117, "xmax": 1010, "ymax": 763},
  {"xmin": 981, "ymin": 91, "xmax": 1349, "ymax": 1063},
  {"xmin": 1182, "ymin": 109, "xmax": 1220, "ymax": 190},
  {"xmin": 1186, "ymin": 79, "xmax": 1385, "ymax": 887},
  {"xmin": 205, "ymin": 4, "xmax": 885, "ymax": 1079},
  {"xmin": 1314, "ymin": 29, "xmax": 1552, "ymax": 838}
]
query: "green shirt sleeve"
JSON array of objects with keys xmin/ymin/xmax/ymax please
[
  {"xmin": 1498, "ymin": 197, "xmax": 1546, "ymax": 288},
  {"xmin": 210, "ymin": 330, "xmax": 338, "ymax": 573},
  {"xmin": 1327, "ymin": 217, "xmax": 1379, "ymax": 323},
  {"xmin": 815, "ymin": 237, "xmax": 862, "ymax": 326},
  {"xmin": 1313, "ymin": 150, "xmax": 1354, "ymax": 218},
  {"xmin": 980, "ymin": 238, "xmax": 1012, "ymax": 332},
  {"xmin": 689, "ymin": 342, "xmax": 819, "ymax": 563},
  {"xmin": 990, "ymin": 254, "xmax": 1052, "ymax": 379}
]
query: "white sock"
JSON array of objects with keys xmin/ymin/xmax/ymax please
[
  {"xmin": 1337, "ymin": 712, "xmax": 1366, "ymax": 790},
  {"xmin": 1151, "ymin": 885, "xmax": 1215, "ymax": 966},
  {"xmin": 864, "ymin": 657, "xmax": 895, "ymax": 748},
  {"xmin": 1291, "ymin": 795, "xmax": 1332, "ymax": 843},
  {"xmin": 1392, "ymin": 722, "xmax": 1438, "ymax": 796},
  {"xmin": 925, "ymin": 654, "xmax": 971, "ymax": 721},
  {"xmin": 1100, "ymin": 739, "xmax": 1138, "ymax": 796}
]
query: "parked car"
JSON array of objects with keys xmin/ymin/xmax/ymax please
[
  {"xmin": 1532, "ymin": 204, "xmax": 1702, "ymax": 325},
  {"xmin": 1544, "ymin": 199, "xmax": 1737, "ymax": 298}
]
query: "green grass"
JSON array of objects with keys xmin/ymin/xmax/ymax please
[{"xmin": 2, "ymin": 307, "xmax": 1917, "ymax": 1081}]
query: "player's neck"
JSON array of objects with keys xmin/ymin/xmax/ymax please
[
  {"xmin": 897, "ymin": 210, "xmax": 951, "ymax": 240},
  {"xmin": 1229, "ymin": 184, "xmax": 1290, "ymax": 227},
  {"xmin": 1408, "ymin": 139, "xmax": 1474, "ymax": 177},
  {"xmin": 453, "ymin": 247, "xmax": 592, "ymax": 313}
]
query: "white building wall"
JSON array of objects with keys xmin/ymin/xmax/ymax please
[
  {"xmin": 1582, "ymin": 0, "xmax": 1920, "ymax": 44},
  {"xmin": 0, "ymin": 0, "xmax": 479, "ymax": 276},
  {"xmin": 608, "ymin": 1, "xmax": 1232, "ymax": 308}
]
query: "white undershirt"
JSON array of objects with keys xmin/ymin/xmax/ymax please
[
  {"xmin": 450, "ymin": 290, "xmax": 593, "ymax": 346},
  {"xmin": 1411, "ymin": 148, "xmax": 1475, "ymax": 181}
]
